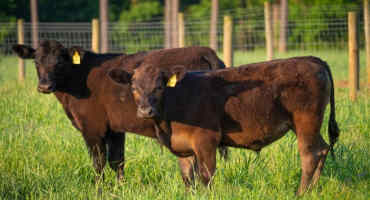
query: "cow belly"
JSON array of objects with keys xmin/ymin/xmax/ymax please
[
  {"xmin": 223, "ymin": 119, "xmax": 291, "ymax": 150},
  {"xmin": 170, "ymin": 123, "xmax": 199, "ymax": 156},
  {"xmin": 222, "ymin": 94, "xmax": 292, "ymax": 150},
  {"xmin": 171, "ymin": 131, "xmax": 192, "ymax": 154}
]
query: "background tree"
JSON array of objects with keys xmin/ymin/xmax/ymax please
[
  {"xmin": 164, "ymin": 0, "xmax": 172, "ymax": 48},
  {"xmin": 210, "ymin": 0, "xmax": 218, "ymax": 51},
  {"xmin": 279, "ymin": 0, "xmax": 287, "ymax": 52},
  {"xmin": 30, "ymin": 0, "xmax": 38, "ymax": 49},
  {"xmin": 100, "ymin": 0, "xmax": 109, "ymax": 53}
]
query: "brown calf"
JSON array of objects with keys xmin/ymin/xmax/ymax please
[
  {"xmin": 110, "ymin": 56, "xmax": 339, "ymax": 195},
  {"xmin": 12, "ymin": 41, "xmax": 226, "ymax": 181}
]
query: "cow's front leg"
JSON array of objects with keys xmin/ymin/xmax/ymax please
[
  {"xmin": 106, "ymin": 131, "xmax": 125, "ymax": 181},
  {"xmin": 83, "ymin": 134, "xmax": 107, "ymax": 183},
  {"xmin": 178, "ymin": 156, "xmax": 196, "ymax": 189},
  {"xmin": 193, "ymin": 132, "xmax": 220, "ymax": 187}
]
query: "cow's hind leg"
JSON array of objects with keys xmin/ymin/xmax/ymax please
[
  {"xmin": 294, "ymin": 113, "xmax": 330, "ymax": 196},
  {"xmin": 311, "ymin": 139, "xmax": 329, "ymax": 186},
  {"xmin": 178, "ymin": 156, "xmax": 196, "ymax": 189},
  {"xmin": 106, "ymin": 132, "xmax": 125, "ymax": 181}
]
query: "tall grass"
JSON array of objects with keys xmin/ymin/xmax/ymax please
[{"xmin": 0, "ymin": 51, "xmax": 369, "ymax": 200}]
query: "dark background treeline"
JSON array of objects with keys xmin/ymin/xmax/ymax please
[{"xmin": 0, "ymin": 0, "xmax": 363, "ymax": 22}]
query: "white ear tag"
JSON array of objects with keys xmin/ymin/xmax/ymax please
[{"xmin": 167, "ymin": 74, "xmax": 177, "ymax": 87}]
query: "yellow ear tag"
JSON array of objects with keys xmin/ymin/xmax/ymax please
[
  {"xmin": 72, "ymin": 51, "xmax": 81, "ymax": 64},
  {"xmin": 167, "ymin": 74, "xmax": 177, "ymax": 87}
]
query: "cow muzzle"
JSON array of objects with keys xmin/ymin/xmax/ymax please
[
  {"xmin": 37, "ymin": 83, "xmax": 56, "ymax": 94},
  {"xmin": 137, "ymin": 106, "xmax": 157, "ymax": 118}
]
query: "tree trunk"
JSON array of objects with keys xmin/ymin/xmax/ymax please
[
  {"xmin": 171, "ymin": 0, "xmax": 179, "ymax": 48},
  {"xmin": 364, "ymin": 0, "xmax": 370, "ymax": 84},
  {"xmin": 30, "ymin": 0, "xmax": 39, "ymax": 49},
  {"xmin": 273, "ymin": 2, "xmax": 280, "ymax": 50},
  {"xmin": 100, "ymin": 0, "xmax": 109, "ymax": 53},
  {"xmin": 279, "ymin": 0, "xmax": 288, "ymax": 53},
  {"xmin": 164, "ymin": 0, "xmax": 172, "ymax": 48},
  {"xmin": 210, "ymin": 0, "xmax": 218, "ymax": 51}
]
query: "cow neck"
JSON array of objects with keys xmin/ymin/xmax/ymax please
[{"xmin": 54, "ymin": 52, "xmax": 115, "ymax": 101}]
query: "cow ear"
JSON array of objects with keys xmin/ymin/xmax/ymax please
[
  {"xmin": 166, "ymin": 65, "xmax": 186, "ymax": 87},
  {"xmin": 68, "ymin": 46, "xmax": 85, "ymax": 65},
  {"xmin": 12, "ymin": 45, "xmax": 35, "ymax": 59},
  {"xmin": 108, "ymin": 68, "xmax": 132, "ymax": 85}
]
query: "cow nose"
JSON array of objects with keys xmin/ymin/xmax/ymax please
[
  {"xmin": 38, "ymin": 83, "xmax": 54, "ymax": 93},
  {"xmin": 137, "ymin": 107, "xmax": 156, "ymax": 118}
]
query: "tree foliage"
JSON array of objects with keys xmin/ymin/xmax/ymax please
[
  {"xmin": 119, "ymin": 1, "xmax": 162, "ymax": 22},
  {"xmin": 0, "ymin": 0, "xmax": 364, "ymax": 23}
]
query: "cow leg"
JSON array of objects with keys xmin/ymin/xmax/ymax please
[
  {"xmin": 194, "ymin": 148, "xmax": 217, "ymax": 187},
  {"xmin": 84, "ymin": 135, "xmax": 107, "ymax": 183},
  {"xmin": 193, "ymin": 133, "xmax": 220, "ymax": 187},
  {"xmin": 294, "ymin": 113, "xmax": 329, "ymax": 196},
  {"xmin": 106, "ymin": 132, "xmax": 125, "ymax": 181},
  {"xmin": 311, "ymin": 138, "xmax": 329, "ymax": 186},
  {"xmin": 218, "ymin": 146, "xmax": 229, "ymax": 160},
  {"xmin": 178, "ymin": 156, "xmax": 196, "ymax": 188}
]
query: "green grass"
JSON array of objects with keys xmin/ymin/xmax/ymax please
[{"xmin": 0, "ymin": 51, "xmax": 369, "ymax": 200}]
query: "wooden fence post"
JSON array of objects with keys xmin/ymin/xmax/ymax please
[
  {"xmin": 264, "ymin": 2, "xmax": 274, "ymax": 60},
  {"xmin": 92, "ymin": 19, "xmax": 100, "ymax": 53},
  {"xmin": 348, "ymin": 12, "xmax": 359, "ymax": 101},
  {"xmin": 178, "ymin": 13, "xmax": 185, "ymax": 48},
  {"xmin": 364, "ymin": 0, "xmax": 370, "ymax": 84},
  {"xmin": 223, "ymin": 16, "xmax": 233, "ymax": 68},
  {"xmin": 17, "ymin": 19, "xmax": 25, "ymax": 82}
]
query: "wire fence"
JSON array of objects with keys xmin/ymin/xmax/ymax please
[{"xmin": 0, "ymin": 6, "xmax": 366, "ymax": 56}]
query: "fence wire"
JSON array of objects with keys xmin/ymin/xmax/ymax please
[{"xmin": 0, "ymin": 6, "xmax": 365, "ymax": 56}]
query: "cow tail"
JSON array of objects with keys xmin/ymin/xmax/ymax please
[{"xmin": 323, "ymin": 60, "xmax": 340, "ymax": 160}]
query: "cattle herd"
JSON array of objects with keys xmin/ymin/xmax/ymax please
[{"xmin": 12, "ymin": 40, "xmax": 339, "ymax": 196}]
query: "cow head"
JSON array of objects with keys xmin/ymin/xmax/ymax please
[
  {"xmin": 12, "ymin": 40, "xmax": 85, "ymax": 94},
  {"xmin": 108, "ymin": 65, "xmax": 186, "ymax": 118},
  {"xmin": 131, "ymin": 64, "xmax": 186, "ymax": 118}
]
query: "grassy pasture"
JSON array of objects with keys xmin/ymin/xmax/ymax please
[{"xmin": 0, "ymin": 50, "xmax": 369, "ymax": 200}]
